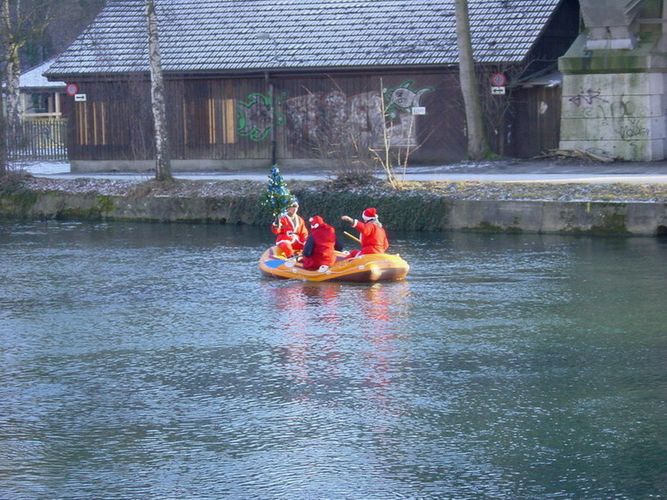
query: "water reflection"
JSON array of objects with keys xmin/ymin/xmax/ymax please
[
  {"xmin": 264, "ymin": 281, "xmax": 408, "ymax": 400},
  {"xmin": 265, "ymin": 282, "xmax": 334, "ymax": 391},
  {"xmin": 1, "ymin": 222, "xmax": 666, "ymax": 498}
]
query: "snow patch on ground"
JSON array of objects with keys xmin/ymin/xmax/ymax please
[{"xmin": 17, "ymin": 161, "xmax": 70, "ymax": 175}]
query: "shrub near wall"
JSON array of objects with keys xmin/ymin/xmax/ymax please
[{"xmin": 1, "ymin": 179, "xmax": 666, "ymax": 236}]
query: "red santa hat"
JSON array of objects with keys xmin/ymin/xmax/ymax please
[
  {"xmin": 309, "ymin": 215, "xmax": 324, "ymax": 228},
  {"xmin": 362, "ymin": 207, "xmax": 378, "ymax": 221}
]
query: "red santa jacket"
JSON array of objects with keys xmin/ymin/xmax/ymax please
[
  {"xmin": 352, "ymin": 219, "xmax": 389, "ymax": 254},
  {"xmin": 271, "ymin": 213, "xmax": 307, "ymax": 248},
  {"xmin": 301, "ymin": 223, "xmax": 341, "ymax": 270}
]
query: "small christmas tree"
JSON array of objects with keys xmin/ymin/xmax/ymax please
[{"xmin": 261, "ymin": 166, "xmax": 295, "ymax": 219}]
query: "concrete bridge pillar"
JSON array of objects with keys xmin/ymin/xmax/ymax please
[{"xmin": 559, "ymin": 0, "xmax": 667, "ymax": 161}]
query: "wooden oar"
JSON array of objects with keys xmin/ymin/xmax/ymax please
[{"xmin": 344, "ymin": 231, "xmax": 361, "ymax": 244}]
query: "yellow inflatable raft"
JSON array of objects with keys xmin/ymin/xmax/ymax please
[{"xmin": 258, "ymin": 246, "xmax": 410, "ymax": 282}]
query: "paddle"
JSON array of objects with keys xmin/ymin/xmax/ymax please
[{"xmin": 344, "ymin": 231, "xmax": 361, "ymax": 244}]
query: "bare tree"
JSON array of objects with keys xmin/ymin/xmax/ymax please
[
  {"xmin": 0, "ymin": 89, "xmax": 6, "ymax": 175},
  {"xmin": 293, "ymin": 77, "xmax": 432, "ymax": 189},
  {"xmin": 369, "ymin": 78, "xmax": 433, "ymax": 188},
  {"xmin": 146, "ymin": 0, "xmax": 172, "ymax": 181},
  {"xmin": 476, "ymin": 62, "xmax": 532, "ymax": 157},
  {"xmin": 1, "ymin": 0, "xmax": 21, "ymax": 136},
  {"xmin": 1, "ymin": 0, "xmax": 53, "ymax": 135},
  {"xmin": 42, "ymin": 0, "xmax": 105, "ymax": 58},
  {"xmin": 454, "ymin": 0, "xmax": 489, "ymax": 160},
  {"xmin": 290, "ymin": 81, "xmax": 378, "ymax": 182}
]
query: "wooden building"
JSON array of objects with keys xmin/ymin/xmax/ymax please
[
  {"xmin": 19, "ymin": 59, "xmax": 69, "ymax": 120},
  {"xmin": 46, "ymin": 0, "xmax": 580, "ymax": 172}
]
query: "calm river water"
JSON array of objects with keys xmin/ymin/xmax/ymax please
[{"xmin": 1, "ymin": 221, "xmax": 666, "ymax": 498}]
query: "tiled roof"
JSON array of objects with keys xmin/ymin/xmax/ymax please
[
  {"xmin": 47, "ymin": 0, "xmax": 563, "ymax": 78},
  {"xmin": 20, "ymin": 59, "xmax": 65, "ymax": 89}
]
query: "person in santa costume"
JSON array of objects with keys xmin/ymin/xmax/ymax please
[
  {"xmin": 300, "ymin": 215, "xmax": 342, "ymax": 271},
  {"xmin": 271, "ymin": 199, "xmax": 308, "ymax": 258},
  {"xmin": 341, "ymin": 207, "xmax": 389, "ymax": 257}
]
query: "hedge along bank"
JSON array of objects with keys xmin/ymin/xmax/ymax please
[{"xmin": 1, "ymin": 177, "xmax": 667, "ymax": 236}]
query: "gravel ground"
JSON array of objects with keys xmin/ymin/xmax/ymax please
[{"xmin": 16, "ymin": 175, "xmax": 667, "ymax": 203}]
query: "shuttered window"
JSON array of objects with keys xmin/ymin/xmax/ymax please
[
  {"xmin": 183, "ymin": 82, "xmax": 236, "ymax": 146},
  {"xmin": 76, "ymin": 101, "xmax": 108, "ymax": 146}
]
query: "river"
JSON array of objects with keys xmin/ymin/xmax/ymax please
[{"xmin": 1, "ymin": 221, "xmax": 666, "ymax": 498}]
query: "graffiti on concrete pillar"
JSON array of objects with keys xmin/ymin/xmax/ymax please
[
  {"xmin": 568, "ymin": 89, "xmax": 649, "ymax": 141},
  {"xmin": 237, "ymin": 92, "xmax": 285, "ymax": 142},
  {"xmin": 610, "ymin": 99, "xmax": 648, "ymax": 139},
  {"xmin": 617, "ymin": 118, "xmax": 649, "ymax": 140},
  {"xmin": 568, "ymin": 88, "xmax": 608, "ymax": 107}
]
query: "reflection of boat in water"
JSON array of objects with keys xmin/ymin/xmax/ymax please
[{"xmin": 259, "ymin": 246, "xmax": 410, "ymax": 282}]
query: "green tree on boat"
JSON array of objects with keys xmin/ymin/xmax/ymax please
[{"xmin": 261, "ymin": 166, "xmax": 296, "ymax": 219}]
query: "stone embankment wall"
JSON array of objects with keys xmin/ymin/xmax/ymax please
[{"xmin": 1, "ymin": 186, "xmax": 666, "ymax": 236}]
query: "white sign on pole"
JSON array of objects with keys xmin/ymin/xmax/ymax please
[
  {"xmin": 74, "ymin": 94, "xmax": 87, "ymax": 102},
  {"xmin": 411, "ymin": 106, "xmax": 426, "ymax": 115},
  {"xmin": 491, "ymin": 86, "xmax": 506, "ymax": 95}
]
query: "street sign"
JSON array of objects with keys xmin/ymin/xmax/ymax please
[
  {"xmin": 74, "ymin": 93, "xmax": 87, "ymax": 102},
  {"xmin": 490, "ymin": 72, "xmax": 507, "ymax": 87},
  {"xmin": 491, "ymin": 86, "xmax": 506, "ymax": 95},
  {"xmin": 66, "ymin": 83, "xmax": 79, "ymax": 96}
]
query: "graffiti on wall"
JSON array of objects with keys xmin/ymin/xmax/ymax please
[
  {"xmin": 283, "ymin": 82, "xmax": 434, "ymax": 154},
  {"xmin": 235, "ymin": 80, "xmax": 433, "ymax": 151},
  {"xmin": 568, "ymin": 88, "xmax": 608, "ymax": 107},
  {"xmin": 564, "ymin": 85, "xmax": 653, "ymax": 159},
  {"xmin": 382, "ymin": 80, "xmax": 434, "ymax": 146},
  {"xmin": 617, "ymin": 118, "xmax": 649, "ymax": 140},
  {"xmin": 237, "ymin": 92, "xmax": 285, "ymax": 142},
  {"xmin": 285, "ymin": 90, "xmax": 429, "ymax": 152},
  {"xmin": 567, "ymin": 88, "xmax": 649, "ymax": 141},
  {"xmin": 384, "ymin": 80, "xmax": 433, "ymax": 119},
  {"xmin": 284, "ymin": 90, "xmax": 383, "ymax": 154}
]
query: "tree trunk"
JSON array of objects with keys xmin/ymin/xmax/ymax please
[
  {"xmin": 5, "ymin": 45, "xmax": 22, "ymax": 136},
  {"xmin": 1, "ymin": 0, "xmax": 22, "ymax": 138},
  {"xmin": 146, "ymin": 0, "xmax": 172, "ymax": 182},
  {"xmin": 1, "ymin": 0, "xmax": 10, "ymax": 174},
  {"xmin": 454, "ymin": 0, "xmax": 489, "ymax": 160},
  {"xmin": 0, "ymin": 94, "xmax": 6, "ymax": 175}
]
